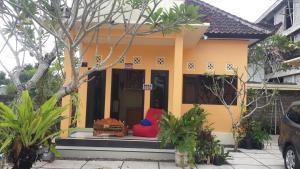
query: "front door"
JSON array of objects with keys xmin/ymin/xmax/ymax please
[
  {"xmin": 110, "ymin": 69, "xmax": 145, "ymax": 128},
  {"xmin": 86, "ymin": 71, "xmax": 106, "ymax": 128},
  {"xmin": 150, "ymin": 70, "xmax": 169, "ymax": 111}
]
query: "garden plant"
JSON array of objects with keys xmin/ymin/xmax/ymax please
[{"xmin": 0, "ymin": 91, "xmax": 65, "ymax": 169}]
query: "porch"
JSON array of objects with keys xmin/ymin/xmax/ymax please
[
  {"xmin": 55, "ymin": 129, "xmax": 174, "ymax": 161},
  {"xmin": 60, "ymin": 24, "xmax": 210, "ymax": 137}
]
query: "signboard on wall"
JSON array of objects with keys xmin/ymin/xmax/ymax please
[
  {"xmin": 125, "ymin": 63, "xmax": 133, "ymax": 69},
  {"xmin": 143, "ymin": 84, "xmax": 153, "ymax": 90}
]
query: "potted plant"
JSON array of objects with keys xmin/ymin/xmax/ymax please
[
  {"xmin": 195, "ymin": 126, "xmax": 228, "ymax": 165},
  {"xmin": 195, "ymin": 128, "xmax": 214, "ymax": 164},
  {"xmin": 0, "ymin": 91, "xmax": 65, "ymax": 169},
  {"xmin": 159, "ymin": 105, "xmax": 206, "ymax": 167},
  {"xmin": 212, "ymin": 144, "xmax": 229, "ymax": 166},
  {"xmin": 239, "ymin": 119, "xmax": 271, "ymax": 149},
  {"xmin": 249, "ymin": 121, "xmax": 271, "ymax": 149}
]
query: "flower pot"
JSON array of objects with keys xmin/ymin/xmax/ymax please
[
  {"xmin": 239, "ymin": 136, "xmax": 253, "ymax": 149},
  {"xmin": 194, "ymin": 152, "xmax": 202, "ymax": 164},
  {"xmin": 175, "ymin": 150, "xmax": 188, "ymax": 167},
  {"xmin": 213, "ymin": 155, "xmax": 224, "ymax": 166},
  {"xmin": 42, "ymin": 151, "xmax": 55, "ymax": 162},
  {"xmin": 252, "ymin": 142, "xmax": 264, "ymax": 150}
]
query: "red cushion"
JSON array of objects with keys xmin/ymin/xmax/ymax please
[
  {"xmin": 145, "ymin": 108, "xmax": 164, "ymax": 125},
  {"xmin": 132, "ymin": 124, "xmax": 158, "ymax": 137},
  {"xmin": 132, "ymin": 108, "xmax": 164, "ymax": 138}
]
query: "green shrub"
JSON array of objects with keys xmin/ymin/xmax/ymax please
[{"xmin": 158, "ymin": 105, "xmax": 206, "ymax": 165}]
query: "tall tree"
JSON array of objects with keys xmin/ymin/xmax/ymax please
[
  {"xmin": 0, "ymin": 0, "xmax": 201, "ymax": 100},
  {"xmin": 0, "ymin": 71, "xmax": 9, "ymax": 85}
]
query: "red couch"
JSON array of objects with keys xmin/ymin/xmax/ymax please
[{"xmin": 132, "ymin": 108, "xmax": 164, "ymax": 138}]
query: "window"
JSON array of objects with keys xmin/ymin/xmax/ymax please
[
  {"xmin": 287, "ymin": 105, "xmax": 300, "ymax": 125},
  {"xmin": 285, "ymin": 0, "xmax": 294, "ymax": 29},
  {"xmin": 182, "ymin": 75, "xmax": 237, "ymax": 105}
]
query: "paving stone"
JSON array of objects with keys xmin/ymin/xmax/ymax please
[
  {"xmin": 239, "ymin": 149, "xmax": 268, "ymax": 154},
  {"xmin": 265, "ymin": 150, "xmax": 282, "ymax": 155},
  {"xmin": 264, "ymin": 145, "xmax": 279, "ymax": 150},
  {"xmin": 231, "ymin": 165, "xmax": 269, "ymax": 169},
  {"xmin": 42, "ymin": 160, "xmax": 86, "ymax": 169},
  {"xmin": 32, "ymin": 161, "xmax": 47, "ymax": 168},
  {"xmin": 246, "ymin": 153, "xmax": 280, "ymax": 159},
  {"xmin": 121, "ymin": 161, "xmax": 158, "ymax": 169},
  {"xmin": 267, "ymin": 165, "xmax": 285, "ymax": 169},
  {"xmin": 228, "ymin": 152, "xmax": 249, "ymax": 158},
  {"xmin": 159, "ymin": 162, "xmax": 195, "ymax": 169},
  {"xmin": 81, "ymin": 160, "xmax": 123, "ymax": 169},
  {"xmin": 197, "ymin": 164, "xmax": 233, "ymax": 168},
  {"xmin": 226, "ymin": 158, "xmax": 262, "ymax": 165},
  {"xmin": 255, "ymin": 158, "xmax": 284, "ymax": 166}
]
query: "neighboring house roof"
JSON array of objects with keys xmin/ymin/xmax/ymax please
[
  {"xmin": 256, "ymin": 0, "xmax": 300, "ymax": 38},
  {"xmin": 186, "ymin": 0, "xmax": 273, "ymax": 39},
  {"xmin": 255, "ymin": 0, "xmax": 285, "ymax": 23}
]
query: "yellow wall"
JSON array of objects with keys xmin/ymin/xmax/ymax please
[
  {"xmin": 78, "ymin": 43, "xmax": 175, "ymax": 127},
  {"xmin": 182, "ymin": 40, "xmax": 249, "ymax": 132},
  {"xmin": 63, "ymin": 37, "xmax": 249, "ymax": 135}
]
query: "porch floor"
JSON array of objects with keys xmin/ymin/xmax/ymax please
[{"xmin": 69, "ymin": 129, "xmax": 158, "ymax": 141}]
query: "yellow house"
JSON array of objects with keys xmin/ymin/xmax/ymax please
[{"xmin": 60, "ymin": 0, "xmax": 272, "ymax": 144}]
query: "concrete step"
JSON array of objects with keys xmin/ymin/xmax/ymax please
[{"xmin": 57, "ymin": 146, "xmax": 175, "ymax": 161}]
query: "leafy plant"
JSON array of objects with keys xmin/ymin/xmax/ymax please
[
  {"xmin": 158, "ymin": 105, "xmax": 206, "ymax": 166},
  {"xmin": 196, "ymin": 127, "xmax": 220, "ymax": 164},
  {"xmin": 214, "ymin": 144, "xmax": 229, "ymax": 160},
  {"xmin": 249, "ymin": 121, "xmax": 271, "ymax": 146},
  {"xmin": 239, "ymin": 118, "xmax": 271, "ymax": 149},
  {"xmin": 0, "ymin": 91, "xmax": 65, "ymax": 169}
]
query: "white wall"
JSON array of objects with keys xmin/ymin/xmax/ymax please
[
  {"xmin": 274, "ymin": 6, "xmax": 286, "ymax": 33},
  {"xmin": 293, "ymin": 0, "xmax": 300, "ymax": 26},
  {"xmin": 78, "ymin": 0, "xmax": 185, "ymax": 25},
  {"xmin": 248, "ymin": 63, "xmax": 265, "ymax": 82}
]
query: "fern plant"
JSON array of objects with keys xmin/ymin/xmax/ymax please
[{"xmin": 0, "ymin": 91, "xmax": 65, "ymax": 169}]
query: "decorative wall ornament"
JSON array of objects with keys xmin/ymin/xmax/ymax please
[
  {"xmin": 133, "ymin": 56, "xmax": 141, "ymax": 64},
  {"xmin": 187, "ymin": 62, "xmax": 195, "ymax": 70},
  {"xmin": 207, "ymin": 63, "xmax": 214, "ymax": 70},
  {"xmin": 119, "ymin": 56, "xmax": 125, "ymax": 63},
  {"xmin": 96, "ymin": 55, "xmax": 102, "ymax": 65},
  {"xmin": 157, "ymin": 57, "xmax": 165, "ymax": 65},
  {"xmin": 226, "ymin": 63, "xmax": 234, "ymax": 71}
]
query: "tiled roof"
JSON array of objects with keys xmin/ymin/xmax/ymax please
[{"xmin": 186, "ymin": 0, "xmax": 273, "ymax": 39}]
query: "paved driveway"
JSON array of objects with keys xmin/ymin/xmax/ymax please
[
  {"xmin": 32, "ymin": 141, "xmax": 285, "ymax": 169},
  {"xmin": 3, "ymin": 136, "xmax": 285, "ymax": 169}
]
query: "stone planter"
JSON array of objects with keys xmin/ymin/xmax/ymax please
[{"xmin": 175, "ymin": 150, "xmax": 188, "ymax": 167}]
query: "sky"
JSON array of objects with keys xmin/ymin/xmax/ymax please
[{"xmin": 0, "ymin": 0, "xmax": 277, "ymax": 73}]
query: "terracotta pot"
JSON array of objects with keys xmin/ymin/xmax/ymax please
[{"xmin": 175, "ymin": 150, "xmax": 188, "ymax": 167}]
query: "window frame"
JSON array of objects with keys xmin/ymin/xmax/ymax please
[{"xmin": 182, "ymin": 74, "xmax": 238, "ymax": 105}]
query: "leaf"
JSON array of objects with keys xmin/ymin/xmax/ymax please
[
  {"xmin": 49, "ymin": 144, "xmax": 61, "ymax": 157},
  {"xmin": 0, "ymin": 136, "xmax": 13, "ymax": 153}
]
